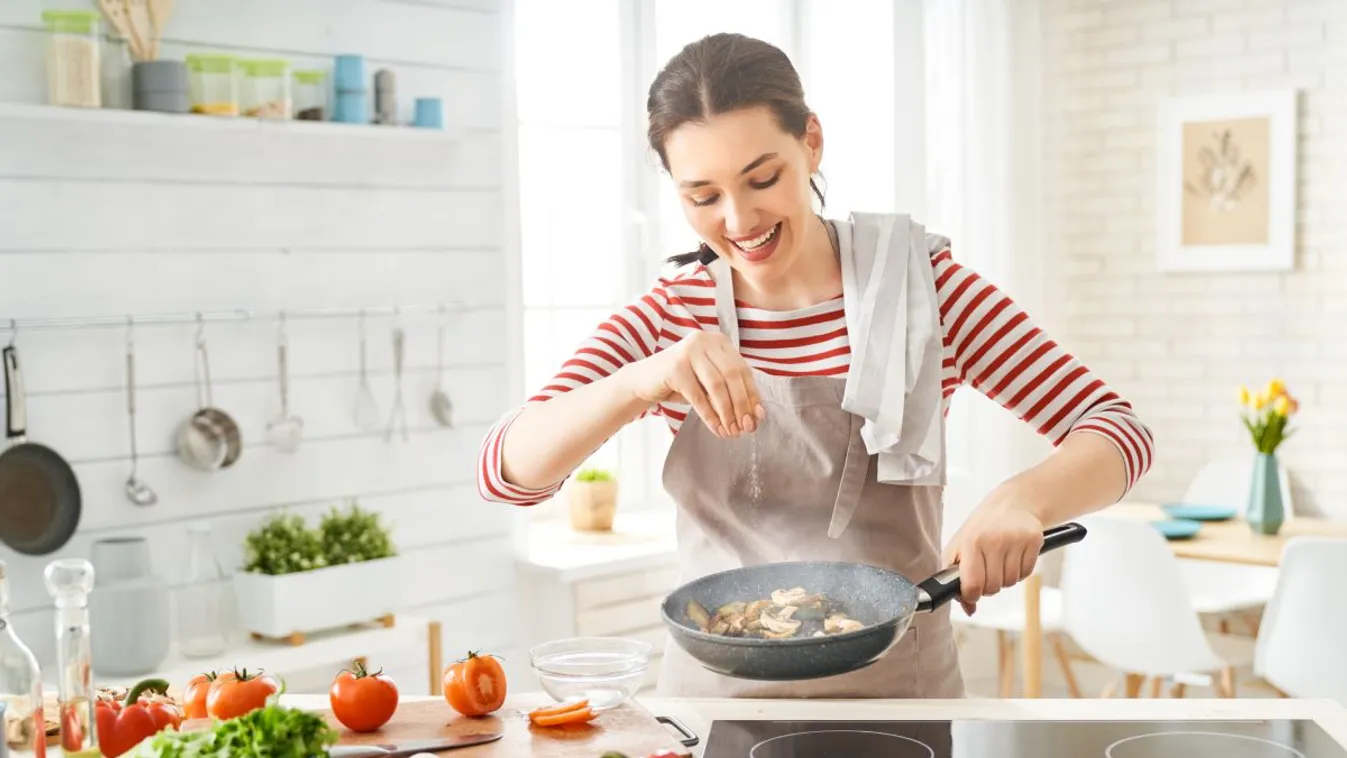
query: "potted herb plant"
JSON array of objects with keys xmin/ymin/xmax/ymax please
[
  {"xmin": 1237, "ymin": 378, "xmax": 1299, "ymax": 536},
  {"xmin": 233, "ymin": 502, "xmax": 402, "ymax": 644},
  {"xmin": 566, "ymin": 467, "xmax": 619, "ymax": 532}
]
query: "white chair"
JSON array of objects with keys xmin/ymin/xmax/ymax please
[
  {"xmin": 951, "ymin": 583, "xmax": 1081, "ymax": 697},
  {"xmin": 1253, "ymin": 536, "xmax": 1347, "ymax": 703},
  {"xmin": 1173, "ymin": 457, "xmax": 1290, "ymax": 632},
  {"xmin": 1059, "ymin": 515, "xmax": 1253, "ymax": 697}
]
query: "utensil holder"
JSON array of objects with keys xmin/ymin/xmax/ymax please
[
  {"xmin": 132, "ymin": 60, "xmax": 188, "ymax": 113},
  {"xmin": 89, "ymin": 537, "xmax": 170, "ymax": 676}
]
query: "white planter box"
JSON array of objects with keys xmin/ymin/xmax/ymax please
[{"xmin": 233, "ymin": 557, "xmax": 403, "ymax": 640}]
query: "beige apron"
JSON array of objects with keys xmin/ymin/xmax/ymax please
[{"xmin": 654, "ymin": 224, "xmax": 964, "ymax": 699}]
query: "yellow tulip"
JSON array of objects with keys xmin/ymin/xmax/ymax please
[
  {"xmin": 1237, "ymin": 386, "xmax": 1250, "ymax": 406},
  {"xmin": 1253, "ymin": 391, "xmax": 1268, "ymax": 410},
  {"xmin": 1274, "ymin": 395, "xmax": 1290, "ymax": 416},
  {"xmin": 1267, "ymin": 378, "xmax": 1286, "ymax": 397}
]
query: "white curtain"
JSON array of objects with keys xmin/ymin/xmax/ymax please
[{"xmin": 921, "ymin": 0, "xmax": 1050, "ymax": 533}]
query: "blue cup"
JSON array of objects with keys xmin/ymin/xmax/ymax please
[
  {"xmin": 413, "ymin": 97, "xmax": 443, "ymax": 128},
  {"xmin": 333, "ymin": 54, "xmax": 366, "ymax": 94},
  {"xmin": 333, "ymin": 91, "xmax": 367, "ymax": 124}
]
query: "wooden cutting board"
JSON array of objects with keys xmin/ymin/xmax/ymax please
[{"xmin": 320, "ymin": 694, "xmax": 695, "ymax": 757}]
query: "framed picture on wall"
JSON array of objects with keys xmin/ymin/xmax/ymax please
[{"xmin": 1155, "ymin": 90, "xmax": 1298, "ymax": 272}]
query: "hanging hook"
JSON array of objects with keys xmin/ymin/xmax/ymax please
[
  {"xmin": 278, "ymin": 310, "xmax": 288, "ymax": 346},
  {"xmin": 358, "ymin": 307, "xmax": 367, "ymax": 337},
  {"xmin": 7, "ymin": 318, "xmax": 15, "ymax": 348},
  {"xmin": 194, "ymin": 312, "xmax": 206, "ymax": 346},
  {"xmin": 126, "ymin": 315, "xmax": 134, "ymax": 349}
]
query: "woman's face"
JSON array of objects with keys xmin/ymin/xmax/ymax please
[{"xmin": 663, "ymin": 106, "xmax": 823, "ymax": 283}]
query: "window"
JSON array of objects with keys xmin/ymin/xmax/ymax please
[{"xmin": 515, "ymin": 2, "xmax": 976, "ymax": 513}]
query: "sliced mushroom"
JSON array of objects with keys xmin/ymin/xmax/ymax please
[
  {"xmin": 745, "ymin": 599, "xmax": 771, "ymax": 621},
  {"xmin": 687, "ymin": 600, "xmax": 711, "ymax": 630},
  {"xmin": 760, "ymin": 606, "xmax": 803, "ymax": 635},
  {"xmin": 772, "ymin": 587, "xmax": 810, "ymax": 606},
  {"xmin": 825, "ymin": 614, "xmax": 865, "ymax": 634},
  {"xmin": 710, "ymin": 618, "xmax": 730, "ymax": 635},
  {"xmin": 716, "ymin": 602, "xmax": 747, "ymax": 617}
]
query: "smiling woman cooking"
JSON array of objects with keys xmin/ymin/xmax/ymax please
[{"xmin": 477, "ymin": 33, "xmax": 1154, "ymax": 698}]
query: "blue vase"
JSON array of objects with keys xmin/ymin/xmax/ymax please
[{"xmin": 1246, "ymin": 452, "xmax": 1285, "ymax": 535}]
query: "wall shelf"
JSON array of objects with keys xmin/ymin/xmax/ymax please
[{"xmin": 0, "ymin": 102, "xmax": 477, "ymax": 142}]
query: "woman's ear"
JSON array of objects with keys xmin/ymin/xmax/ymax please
[{"xmin": 804, "ymin": 113, "xmax": 824, "ymax": 173}]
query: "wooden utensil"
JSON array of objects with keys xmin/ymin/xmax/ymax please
[
  {"xmin": 147, "ymin": 0, "xmax": 174, "ymax": 59},
  {"xmin": 322, "ymin": 696, "xmax": 696, "ymax": 758},
  {"xmin": 97, "ymin": 0, "xmax": 146, "ymax": 61}
]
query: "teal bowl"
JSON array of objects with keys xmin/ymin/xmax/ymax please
[
  {"xmin": 1152, "ymin": 518, "xmax": 1203, "ymax": 540},
  {"xmin": 1161, "ymin": 503, "xmax": 1237, "ymax": 522}
]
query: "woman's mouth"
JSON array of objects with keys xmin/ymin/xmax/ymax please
[{"xmin": 728, "ymin": 222, "xmax": 782, "ymax": 263}]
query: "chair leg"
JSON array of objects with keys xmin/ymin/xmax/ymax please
[
  {"xmin": 1100, "ymin": 676, "xmax": 1118, "ymax": 698},
  {"xmin": 1170, "ymin": 682, "xmax": 1187, "ymax": 698},
  {"xmin": 1149, "ymin": 677, "xmax": 1163, "ymax": 698},
  {"xmin": 1215, "ymin": 666, "xmax": 1237, "ymax": 698},
  {"xmin": 996, "ymin": 631, "xmax": 1016, "ymax": 698},
  {"xmin": 1050, "ymin": 634, "xmax": 1082, "ymax": 698},
  {"xmin": 1123, "ymin": 673, "xmax": 1146, "ymax": 698}
]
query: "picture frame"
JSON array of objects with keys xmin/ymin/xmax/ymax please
[{"xmin": 1155, "ymin": 90, "xmax": 1298, "ymax": 273}]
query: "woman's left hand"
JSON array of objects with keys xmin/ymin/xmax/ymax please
[{"xmin": 941, "ymin": 484, "xmax": 1045, "ymax": 616}]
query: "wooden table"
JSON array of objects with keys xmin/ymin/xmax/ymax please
[{"xmin": 1018, "ymin": 500, "xmax": 1347, "ymax": 697}]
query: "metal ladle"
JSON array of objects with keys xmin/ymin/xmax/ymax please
[
  {"xmin": 266, "ymin": 312, "xmax": 304, "ymax": 453},
  {"xmin": 123, "ymin": 319, "xmax": 156, "ymax": 506},
  {"xmin": 429, "ymin": 304, "xmax": 453, "ymax": 428}
]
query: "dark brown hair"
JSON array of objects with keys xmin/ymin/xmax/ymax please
[{"xmin": 646, "ymin": 33, "xmax": 825, "ymax": 267}]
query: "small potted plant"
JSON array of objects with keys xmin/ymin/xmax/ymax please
[
  {"xmin": 1237, "ymin": 378, "xmax": 1299, "ymax": 536},
  {"xmin": 566, "ymin": 467, "xmax": 618, "ymax": 532},
  {"xmin": 233, "ymin": 501, "xmax": 402, "ymax": 644}
]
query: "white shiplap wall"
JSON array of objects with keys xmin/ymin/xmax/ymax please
[
  {"xmin": 1039, "ymin": 0, "xmax": 1347, "ymax": 517},
  {"xmin": 0, "ymin": 0, "xmax": 521, "ymax": 693}
]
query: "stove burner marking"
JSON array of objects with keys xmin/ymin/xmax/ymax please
[
  {"xmin": 1105, "ymin": 730, "xmax": 1309, "ymax": 758},
  {"xmin": 749, "ymin": 729, "xmax": 936, "ymax": 758}
]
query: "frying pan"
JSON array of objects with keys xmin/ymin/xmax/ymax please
[
  {"xmin": 0, "ymin": 345, "xmax": 82, "ymax": 555},
  {"xmin": 660, "ymin": 522, "xmax": 1087, "ymax": 681}
]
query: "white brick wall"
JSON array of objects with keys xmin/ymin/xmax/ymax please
[{"xmin": 1041, "ymin": 0, "xmax": 1347, "ymax": 516}]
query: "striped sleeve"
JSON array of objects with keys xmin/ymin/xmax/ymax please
[
  {"xmin": 475, "ymin": 284, "xmax": 673, "ymax": 506},
  {"xmin": 932, "ymin": 247, "xmax": 1155, "ymax": 495}
]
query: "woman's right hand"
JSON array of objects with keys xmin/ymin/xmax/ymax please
[{"xmin": 620, "ymin": 330, "xmax": 765, "ymax": 438}]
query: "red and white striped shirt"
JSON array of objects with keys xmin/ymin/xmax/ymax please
[{"xmin": 478, "ymin": 246, "xmax": 1154, "ymax": 506}]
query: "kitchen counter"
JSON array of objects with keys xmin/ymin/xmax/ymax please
[{"xmin": 282, "ymin": 693, "xmax": 1347, "ymax": 757}]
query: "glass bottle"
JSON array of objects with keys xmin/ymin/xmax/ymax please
[
  {"xmin": 44, "ymin": 559, "xmax": 98, "ymax": 758},
  {"xmin": 0, "ymin": 561, "xmax": 46, "ymax": 758},
  {"xmin": 177, "ymin": 524, "xmax": 229, "ymax": 658}
]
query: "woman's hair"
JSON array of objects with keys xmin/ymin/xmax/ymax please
[{"xmin": 646, "ymin": 33, "xmax": 825, "ymax": 268}]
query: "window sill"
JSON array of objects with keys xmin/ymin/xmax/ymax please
[{"xmin": 517, "ymin": 507, "xmax": 678, "ymax": 582}]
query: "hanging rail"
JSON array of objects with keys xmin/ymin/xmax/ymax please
[{"xmin": 0, "ymin": 301, "xmax": 482, "ymax": 333}]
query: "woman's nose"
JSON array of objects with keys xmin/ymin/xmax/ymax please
[{"xmin": 723, "ymin": 196, "xmax": 761, "ymax": 237}]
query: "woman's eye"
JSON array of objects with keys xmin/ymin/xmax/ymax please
[
  {"xmin": 690, "ymin": 194, "xmax": 719, "ymax": 207},
  {"xmin": 749, "ymin": 171, "xmax": 781, "ymax": 190}
]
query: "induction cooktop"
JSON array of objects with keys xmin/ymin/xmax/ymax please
[{"xmin": 703, "ymin": 719, "xmax": 1344, "ymax": 758}]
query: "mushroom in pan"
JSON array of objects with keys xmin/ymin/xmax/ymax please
[{"xmin": 825, "ymin": 613, "xmax": 864, "ymax": 634}]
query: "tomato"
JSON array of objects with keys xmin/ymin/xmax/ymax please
[
  {"xmin": 645, "ymin": 752, "xmax": 681, "ymax": 758},
  {"xmin": 442, "ymin": 651, "xmax": 507, "ymax": 717},
  {"xmin": 205, "ymin": 668, "xmax": 279, "ymax": 721},
  {"xmin": 329, "ymin": 661, "xmax": 399, "ymax": 732},
  {"xmin": 527, "ymin": 699, "xmax": 596, "ymax": 727},
  {"xmin": 182, "ymin": 671, "xmax": 231, "ymax": 720}
]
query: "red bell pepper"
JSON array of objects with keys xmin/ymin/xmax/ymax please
[{"xmin": 95, "ymin": 678, "xmax": 184, "ymax": 758}]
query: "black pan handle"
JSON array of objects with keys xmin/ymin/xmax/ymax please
[
  {"xmin": 656, "ymin": 715, "xmax": 699, "ymax": 747},
  {"xmin": 3, "ymin": 346, "xmax": 24, "ymax": 441},
  {"xmin": 916, "ymin": 521, "xmax": 1088, "ymax": 612}
]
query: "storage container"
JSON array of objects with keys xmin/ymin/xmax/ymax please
[
  {"xmin": 332, "ymin": 54, "xmax": 368, "ymax": 124},
  {"xmin": 186, "ymin": 53, "xmax": 239, "ymax": 115},
  {"xmin": 240, "ymin": 58, "xmax": 292, "ymax": 119},
  {"xmin": 293, "ymin": 69, "xmax": 328, "ymax": 121},
  {"xmin": 43, "ymin": 10, "xmax": 102, "ymax": 108}
]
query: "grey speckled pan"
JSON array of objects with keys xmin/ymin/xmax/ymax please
[{"xmin": 661, "ymin": 522, "xmax": 1087, "ymax": 681}]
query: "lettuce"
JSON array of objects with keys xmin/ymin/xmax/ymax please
[{"xmin": 126, "ymin": 701, "xmax": 338, "ymax": 758}]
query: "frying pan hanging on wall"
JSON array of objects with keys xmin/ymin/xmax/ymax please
[{"xmin": 0, "ymin": 344, "xmax": 82, "ymax": 555}]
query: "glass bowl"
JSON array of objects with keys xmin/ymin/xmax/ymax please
[{"xmin": 529, "ymin": 636, "xmax": 653, "ymax": 710}]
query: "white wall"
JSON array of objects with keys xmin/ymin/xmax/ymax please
[
  {"xmin": 1039, "ymin": 0, "xmax": 1347, "ymax": 516},
  {"xmin": 0, "ymin": 0, "xmax": 520, "ymax": 692}
]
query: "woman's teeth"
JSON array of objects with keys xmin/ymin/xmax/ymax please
[{"xmin": 733, "ymin": 224, "xmax": 779, "ymax": 251}]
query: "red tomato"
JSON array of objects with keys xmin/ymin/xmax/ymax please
[
  {"xmin": 182, "ymin": 671, "xmax": 230, "ymax": 721},
  {"xmin": 329, "ymin": 661, "xmax": 399, "ymax": 732},
  {"xmin": 205, "ymin": 668, "xmax": 278, "ymax": 720},
  {"xmin": 442, "ymin": 651, "xmax": 507, "ymax": 717}
]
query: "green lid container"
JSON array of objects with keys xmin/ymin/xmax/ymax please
[
  {"xmin": 186, "ymin": 54, "xmax": 239, "ymax": 74},
  {"xmin": 239, "ymin": 59, "xmax": 291, "ymax": 78},
  {"xmin": 293, "ymin": 70, "xmax": 327, "ymax": 85},
  {"xmin": 41, "ymin": 9, "xmax": 100, "ymax": 35}
]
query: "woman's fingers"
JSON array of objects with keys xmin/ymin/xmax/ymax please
[
  {"xmin": 705, "ymin": 347, "xmax": 760, "ymax": 433},
  {"xmin": 689, "ymin": 353, "xmax": 740, "ymax": 436},
  {"xmin": 668, "ymin": 361, "xmax": 723, "ymax": 436}
]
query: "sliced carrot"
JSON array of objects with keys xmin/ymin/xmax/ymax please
[
  {"xmin": 528, "ymin": 699, "xmax": 589, "ymax": 721},
  {"xmin": 531, "ymin": 707, "xmax": 595, "ymax": 727}
]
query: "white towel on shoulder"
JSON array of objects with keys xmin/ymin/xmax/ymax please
[{"xmin": 834, "ymin": 212, "xmax": 948, "ymax": 486}]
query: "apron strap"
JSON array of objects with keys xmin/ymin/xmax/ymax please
[
  {"xmin": 828, "ymin": 411, "xmax": 870, "ymax": 539},
  {"xmin": 709, "ymin": 257, "xmax": 740, "ymax": 348}
]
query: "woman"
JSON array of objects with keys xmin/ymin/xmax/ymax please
[{"xmin": 478, "ymin": 33, "xmax": 1153, "ymax": 698}]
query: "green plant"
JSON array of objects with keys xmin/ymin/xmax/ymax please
[
  {"xmin": 575, "ymin": 467, "xmax": 615, "ymax": 482},
  {"xmin": 242, "ymin": 512, "xmax": 326, "ymax": 576},
  {"xmin": 320, "ymin": 501, "xmax": 396, "ymax": 566}
]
